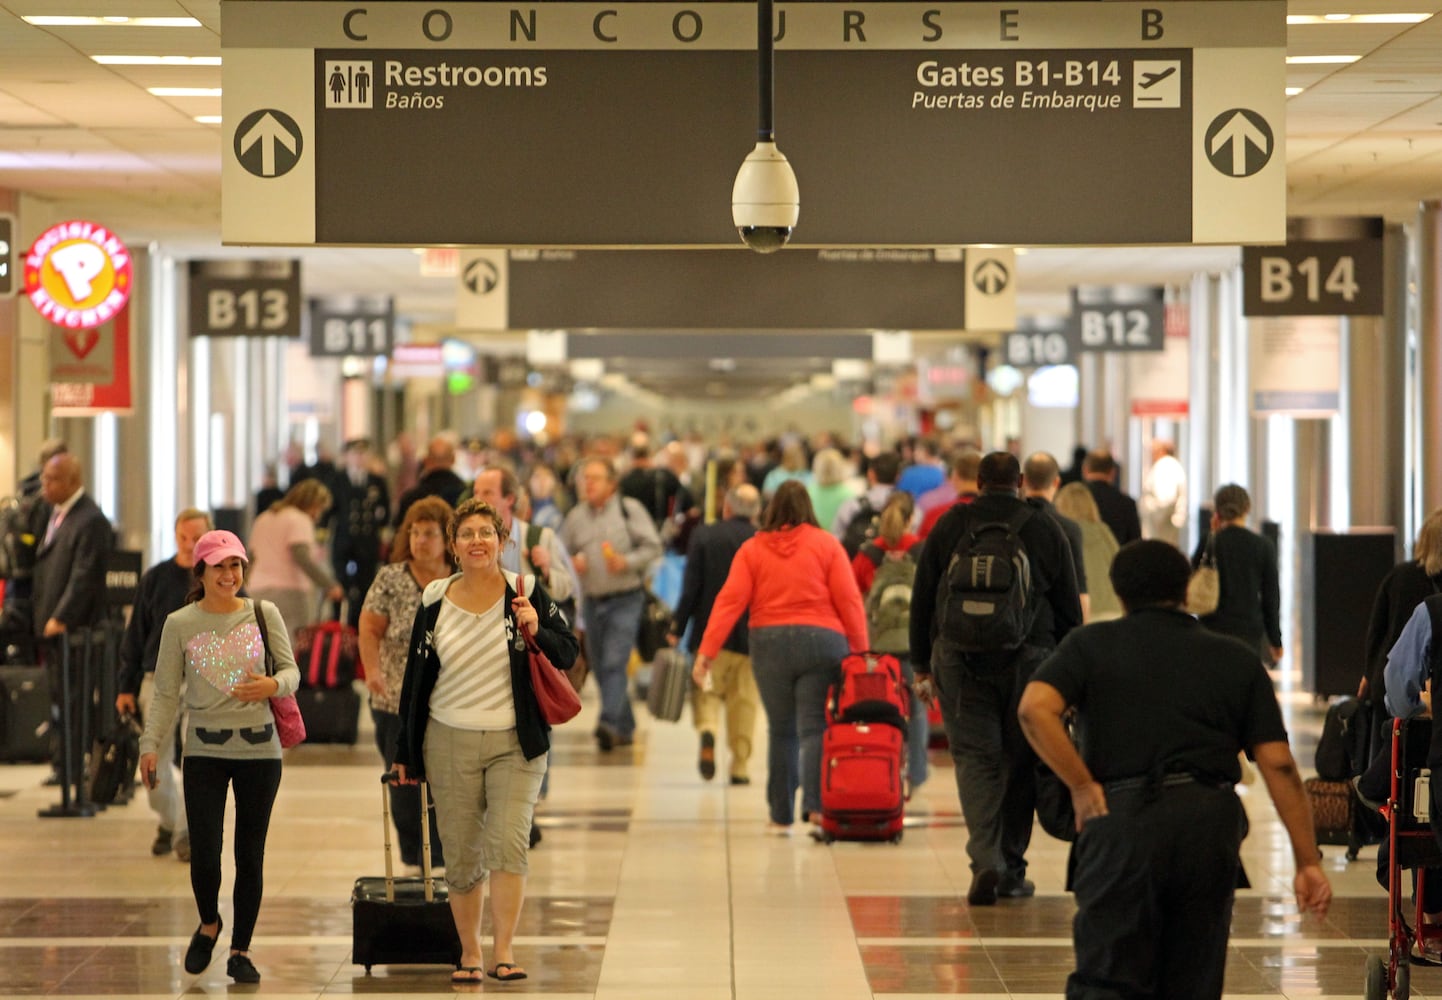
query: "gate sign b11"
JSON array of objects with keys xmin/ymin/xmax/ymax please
[
  {"xmin": 309, "ymin": 296, "xmax": 395, "ymax": 356},
  {"xmin": 221, "ymin": 1, "xmax": 1286, "ymax": 248}
]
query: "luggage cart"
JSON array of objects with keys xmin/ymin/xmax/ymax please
[{"xmin": 1365, "ymin": 718, "xmax": 1442, "ymax": 1000}]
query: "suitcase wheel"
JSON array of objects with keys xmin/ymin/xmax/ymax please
[
  {"xmin": 890, "ymin": 830, "xmax": 904, "ymax": 845},
  {"xmin": 364, "ymin": 965, "xmax": 373, "ymax": 974}
]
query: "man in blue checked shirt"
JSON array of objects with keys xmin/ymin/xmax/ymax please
[{"xmin": 1384, "ymin": 594, "xmax": 1442, "ymax": 722}]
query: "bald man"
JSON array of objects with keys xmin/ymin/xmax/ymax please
[
  {"xmin": 392, "ymin": 435, "xmax": 467, "ymax": 527},
  {"xmin": 32, "ymin": 452, "xmax": 114, "ymax": 782}
]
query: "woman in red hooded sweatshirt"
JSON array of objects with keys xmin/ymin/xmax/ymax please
[{"xmin": 693, "ymin": 480, "xmax": 868, "ymax": 839}]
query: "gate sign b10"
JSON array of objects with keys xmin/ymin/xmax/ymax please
[
  {"xmin": 1242, "ymin": 232, "xmax": 1384, "ymax": 317},
  {"xmin": 1003, "ymin": 326, "xmax": 1072, "ymax": 368}
]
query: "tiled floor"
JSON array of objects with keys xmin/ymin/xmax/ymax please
[{"xmin": 0, "ymin": 674, "xmax": 1430, "ymax": 998}]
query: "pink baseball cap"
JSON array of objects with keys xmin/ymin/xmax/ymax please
[{"xmin": 192, "ymin": 529, "xmax": 249, "ymax": 567}]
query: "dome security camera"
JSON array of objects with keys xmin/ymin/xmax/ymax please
[{"xmin": 732, "ymin": 140, "xmax": 799, "ymax": 254}]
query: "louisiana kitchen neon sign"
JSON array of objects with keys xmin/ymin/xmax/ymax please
[{"xmin": 24, "ymin": 220, "xmax": 132, "ymax": 329}]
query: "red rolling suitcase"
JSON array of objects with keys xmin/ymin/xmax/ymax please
[
  {"xmin": 818, "ymin": 721, "xmax": 906, "ymax": 844},
  {"xmin": 295, "ymin": 617, "xmax": 361, "ymax": 688},
  {"xmin": 352, "ymin": 775, "xmax": 461, "ymax": 972}
]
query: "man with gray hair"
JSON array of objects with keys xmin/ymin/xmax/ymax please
[{"xmin": 669, "ymin": 484, "xmax": 762, "ymax": 784}]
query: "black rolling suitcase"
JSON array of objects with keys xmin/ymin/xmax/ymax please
[
  {"xmin": 295, "ymin": 685, "xmax": 361, "ymax": 744},
  {"xmin": 353, "ymin": 775, "xmax": 461, "ymax": 973},
  {"xmin": 0, "ymin": 665, "xmax": 50, "ymax": 762}
]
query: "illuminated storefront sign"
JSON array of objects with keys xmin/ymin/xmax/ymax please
[{"xmin": 24, "ymin": 220, "xmax": 133, "ymax": 329}]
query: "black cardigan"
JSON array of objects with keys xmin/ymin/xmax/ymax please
[
  {"xmin": 1363, "ymin": 561, "xmax": 1442, "ymax": 708},
  {"xmin": 393, "ymin": 572, "xmax": 579, "ymax": 769}
]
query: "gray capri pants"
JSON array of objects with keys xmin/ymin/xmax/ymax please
[{"xmin": 423, "ymin": 721, "xmax": 547, "ymax": 892}]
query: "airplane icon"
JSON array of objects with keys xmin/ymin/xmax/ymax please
[{"xmin": 1139, "ymin": 66, "xmax": 1177, "ymax": 89}]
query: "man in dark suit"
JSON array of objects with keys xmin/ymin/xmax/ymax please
[
  {"xmin": 668, "ymin": 483, "xmax": 761, "ymax": 784},
  {"xmin": 330, "ymin": 439, "xmax": 390, "ymax": 626},
  {"xmin": 1082, "ymin": 450, "xmax": 1142, "ymax": 548},
  {"xmin": 32, "ymin": 453, "xmax": 114, "ymax": 783}
]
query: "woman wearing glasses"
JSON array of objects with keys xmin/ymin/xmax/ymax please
[
  {"xmin": 391, "ymin": 498, "xmax": 578, "ymax": 984},
  {"xmin": 358, "ymin": 496, "xmax": 455, "ymax": 872}
]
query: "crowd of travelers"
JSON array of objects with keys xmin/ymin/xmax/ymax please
[{"xmin": 5, "ymin": 424, "xmax": 1361, "ymax": 996}]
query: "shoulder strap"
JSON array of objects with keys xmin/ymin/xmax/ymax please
[
  {"xmin": 860, "ymin": 542, "xmax": 885, "ymax": 568},
  {"xmin": 253, "ymin": 600, "xmax": 276, "ymax": 677},
  {"xmin": 526, "ymin": 522, "xmax": 543, "ymax": 553}
]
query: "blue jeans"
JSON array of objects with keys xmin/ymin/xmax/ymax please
[
  {"xmin": 750, "ymin": 625, "xmax": 846, "ymax": 825},
  {"xmin": 897, "ymin": 658, "xmax": 930, "ymax": 788},
  {"xmin": 584, "ymin": 589, "xmax": 644, "ymax": 739}
]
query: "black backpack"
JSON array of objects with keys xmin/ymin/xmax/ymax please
[
  {"xmin": 840, "ymin": 496, "xmax": 879, "ymax": 559},
  {"xmin": 934, "ymin": 505, "xmax": 1037, "ymax": 659}
]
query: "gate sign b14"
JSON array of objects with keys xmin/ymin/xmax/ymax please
[{"xmin": 1242, "ymin": 232, "xmax": 1384, "ymax": 317}]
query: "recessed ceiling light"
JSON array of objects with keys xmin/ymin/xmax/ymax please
[
  {"xmin": 1285, "ymin": 54, "xmax": 1362, "ymax": 64},
  {"xmin": 23, "ymin": 15, "xmax": 202, "ymax": 27},
  {"xmin": 1287, "ymin": 13, "xmax": 1431, "ymax": 24},
  {"xmin": 93, "ymin": 55, "xmax": 221, "ymax": 66},
  {"xmin": 147, "ymin": 87, "xmax": 222, "ymax": 97},
  {"xmin": 194, "ymin": 115, "xmax": 222, "ymax": 124},
  {"xmin": 1286, "ymin": 86, "xmax": 1305, "ymax": 95}
]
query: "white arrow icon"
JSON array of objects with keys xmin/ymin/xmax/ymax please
[
  {"xmin": 239, "ymin": 112, "xmax": 298, "ymax": 177},
  {"xmin": 1209, "ymin": 111, "xmax": 1270, "ymax": 177}
]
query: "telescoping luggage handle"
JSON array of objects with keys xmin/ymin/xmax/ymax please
[{"xmin": 380, "ymin": 773, "xmax": 436, "ymax": 903}]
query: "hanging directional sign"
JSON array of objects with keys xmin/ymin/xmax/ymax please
[
  {"xmin": 500, "ymin": 248, "xmax": 968, "ymax": 330},
  {"xmin": 1068, "ymin": 286, "xmax": 1166, "ymax": 352},
  {"xmin": 221, "ymin": 1, "xmax": 1286, "ymax": 248},
  {"xmin": 1241, "ymin": 217, "xmax": 1385, "ymax": 317},
  {"xmin": 188, "ymin": 259, "xmax": 302, "ymax": 338},
  {"xmin": 0, "ymin": 214, "xmax": 14, "ymax": 298},
  {"xmin": 308, "ymin": 295, "xmax": 395, "ymax": 356}
]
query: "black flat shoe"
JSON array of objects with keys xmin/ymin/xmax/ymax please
[
  {"xmin": 183, "ymin": 917, "xmax": 222, "ymax": 974},
  {"xmin": 227, "ymin": 952, "xmax": 261, "ymax": 983}
]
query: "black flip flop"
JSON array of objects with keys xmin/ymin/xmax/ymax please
[{"xmin": 487, "ymin": 962, "xmax": 528, "ymax": 981}]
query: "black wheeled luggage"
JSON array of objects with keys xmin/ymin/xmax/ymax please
[
  {"xmin": 0, "ymin": 665, "xmax": 50, "ymax": 762},
  {"xmin": 353, "ymin": 775, "xmax": 461, "ymax": 973},
  {"xmin": 295, "ymin": 685, "xmax": 361, "ymax": 744},
  {"xmin": 646, "ymin": 647, "xmax": 690, "ymax": 722}
]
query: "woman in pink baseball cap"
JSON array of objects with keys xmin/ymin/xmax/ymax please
[{"xmin": 138, "ymin": 529, "xmax": 301, "ymax": 985}]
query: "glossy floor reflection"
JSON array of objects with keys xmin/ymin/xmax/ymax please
[{"xmin": 0, "ymin": 670, "xmax": 1429, "ymax": 998}]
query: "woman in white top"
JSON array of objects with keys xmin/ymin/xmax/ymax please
[
  {"xmin": 392, "ymin": 498, "xmax": 578, "ymax": 985},
  {"xmin": 247, "ymin": 479, "xmax": 344, "ymax": 639}
]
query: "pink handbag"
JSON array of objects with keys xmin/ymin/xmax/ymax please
[{"xmin": 254, "ymin": 602, "xmax": 307, "ymax": 749}]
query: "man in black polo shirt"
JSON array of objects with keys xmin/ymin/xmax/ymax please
[
  {"xmin": 911, "ymin": 451, "xmax": 1082, "ymax": 905},
  {"xmin": 1018, "ymin": 541, "xmax": 1330, "ymax": 1000}
]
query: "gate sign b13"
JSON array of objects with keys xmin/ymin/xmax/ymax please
[
  {"xmin": 221, "ymin": 1, "xmax": 1286, "ymax": 248},
  {"xmin": 188, "ymin": 259, "xmax": 302, "ymax": 338}
]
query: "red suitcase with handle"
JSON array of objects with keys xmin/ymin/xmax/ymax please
[{"xmin": 818, "ymin": 721, "xmax": 906, "ymax": 844}]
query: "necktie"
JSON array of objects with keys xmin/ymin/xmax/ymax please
[{"xmin": 44, "ymin": 508, "xmax": 63, "ymax": 545}]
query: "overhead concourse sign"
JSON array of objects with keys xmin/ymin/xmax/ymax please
[{"xmin": 221, "ymin": 1, "xmax": 1286, "ymax": 248}]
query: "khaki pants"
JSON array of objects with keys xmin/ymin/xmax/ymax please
[{"xmin": 692, "ymin": 649, "xmax": 759, "ymax": 780}]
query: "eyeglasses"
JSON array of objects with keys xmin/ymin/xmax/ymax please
[
  {"xmin": 456, "ymin": 527, "xmax": 498, "ymax": 542},
  {"xmin": 409, "ymin": 528, "xmax": 443, "ymax": 541}
]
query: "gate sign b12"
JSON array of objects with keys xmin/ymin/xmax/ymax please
[
  {"xmin": 221, "ymin": 1, "xmax": 1286, "ymax": 248},
  {"xmin": 1069, "ymin": 288, "xmax": 1166, "ymax": 352}
]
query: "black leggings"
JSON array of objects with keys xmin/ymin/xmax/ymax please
[{"xmin": 183, "ymin": 755, "xmax": 283, "ymax": 952}]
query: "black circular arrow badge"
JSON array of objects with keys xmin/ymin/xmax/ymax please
[
  {"xmin": 1204, "ymin": 109, "xmax": 1273, "ymax": 178},
  {"xmin": 234, "ymin": 109, "xmax": 304, "ymax": 179}
]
